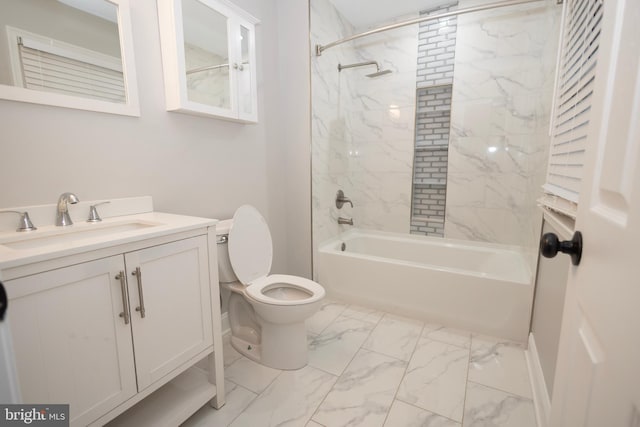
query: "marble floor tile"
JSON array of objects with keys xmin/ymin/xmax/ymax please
[
  {"xmin": 308, "ymin": 316, "xmax": 376, "ymax": 375},
  {"xmin": 182, "ymin": 380, "xmax": 256, "ymax": 427},
  {"xmin": 363, "ymin": 314, "xmax": 423, "ymax": 361},
  {"xmin": 422, "ymin": 325, "xmax": 472, "ymax": 349},
  {"xmin": 397, "ymin": 338, "xmax": 469, "ymax": 422},
  {"xmin": 467, "ymin": 336, "xmax": 531, "ymax": 398},
  {"xmin": 313, "ymin": 349, "xmax": 407, "ymax": 427},
  {"xmin": 383, "ymin": 400, "xmax": 461, "ymax": 427},
  {"xmin": 341, "ymin": 304, "xmax": 385, "ymax": 324},
  {"xmin": 205, "ymin": 300, "xmax": 538, "ymax": 427},
  {"xmin": 229, "ymin": 365, "xmax": 337, "ymax": 427},
  {"xmin": 224, "ymin": 357, "xmax": 281, "ymax": 394},
  {"xmin": 306, "ymin": 299, "xmax": 348, "ymax": 335},
  {"xmin": 463, "ymin": 382, "xmax": 536, "ymax": 427}
]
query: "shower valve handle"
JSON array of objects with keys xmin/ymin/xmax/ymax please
[
  {"xmin": 336, "ymin": 190, "xmax": 353, "ymax": 209},
  {"xmin": 540, "ymin": 231, "xmax": 583, "ymax": 266}
]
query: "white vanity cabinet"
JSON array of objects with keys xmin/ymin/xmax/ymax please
[
  {"xmin": 157, "ymin": 0, "xmax": 259, "ymax": 122},
  {"xmin": 2, "ymin": 227, "xmax": 223, "ymax": 427}
]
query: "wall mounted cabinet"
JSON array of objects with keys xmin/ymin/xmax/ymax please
[{"xmin": 157, "ymin": 0, "xmax": 259, "ymax": 122}]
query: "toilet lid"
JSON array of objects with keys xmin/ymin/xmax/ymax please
[{"xmin": 228, "ymin": 205, "xmax": 273, "ymax": 285}]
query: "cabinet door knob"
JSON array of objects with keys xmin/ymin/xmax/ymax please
[{"xmin": 540, "ymin": 231, "xmax": 583, "ymax": 266}]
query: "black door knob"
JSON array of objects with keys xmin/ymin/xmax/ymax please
[
  {"xmin": 540, "ymin": 231, "xmax": 583, "ymax": 266},
  {"xmin": 0, "ymin": 281, "xmax": 7, "ymax": 322}
]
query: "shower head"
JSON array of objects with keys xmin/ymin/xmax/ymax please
[
  {"xmin": 337, "ymin": 60, "xmax": 392, "ymax": 78},
  {"xmin": 366, "ymin": 69, "xmax": 393, "ymax": 78}
]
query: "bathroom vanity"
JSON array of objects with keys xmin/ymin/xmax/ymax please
[{"xmin": 0, "ymin": 197, "xmax": 224, "ymax": 426}]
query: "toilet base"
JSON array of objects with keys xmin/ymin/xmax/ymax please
[
  {"xmin": 259, "ymin": 320, "xmax": 308, "ymax": 370},
  {"xmin": 230, "ymin": 335, "xmax": 262, "ymax": 364}
]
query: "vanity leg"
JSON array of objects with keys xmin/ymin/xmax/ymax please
[{"xmin": 208, "ymin": 348, "xmax": 225, "ymax": 409}]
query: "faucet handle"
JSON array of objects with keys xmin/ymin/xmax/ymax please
[
  {"xmin": 87, "ymin": 201, "xmax": 110, "ymax": 223},
  {"xmin": 336, "ymin": 190, "xmax": 354, "ymax": 209},
  {"xmin": 0, "ymin": 210, "xmax": 37, "ymax": 232}
]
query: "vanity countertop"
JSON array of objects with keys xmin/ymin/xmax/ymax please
[{"xmin": 0, "ymin": 197, "xmax": 217, "ymax": 270}]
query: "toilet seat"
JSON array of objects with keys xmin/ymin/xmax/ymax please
[
  {"xmin": 245, "ymin": 274, "xmax": 325, "ymax": 306},
  {"xmin": 228, "ymin": 205, "xmax": 273, "ymax": 285},
  {"xmin": 229, "ymin": 205, "xmax": 325, "ymax": 307}
]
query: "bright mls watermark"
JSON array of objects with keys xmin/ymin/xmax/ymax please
[{"xmin": 1, "ymin": 405, "xmax": 68, "ymax": 426}]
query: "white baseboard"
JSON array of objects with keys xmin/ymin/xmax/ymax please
[{"xmin": 525, "ymin": 332, "xmax": 551, "ymax": 427}]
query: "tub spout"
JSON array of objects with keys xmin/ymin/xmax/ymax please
[{"xmin": 338, "ymin": 217, "xmax": 354, "ymax": 225}]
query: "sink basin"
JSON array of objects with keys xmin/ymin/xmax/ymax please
[{"xmin": 0, "ymin": 221, "xmax": 162, "ymax": 250}]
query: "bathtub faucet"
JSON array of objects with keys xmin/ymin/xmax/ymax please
[{"xmin": 338, "ymin": 217, "xmax": 354, "ymax": 226}]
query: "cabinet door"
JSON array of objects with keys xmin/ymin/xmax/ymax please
[
  {"xmin": 5, "ymin": 256, "xmax": 136, "ymax": 426},
  {"xmin": 234, "ymin": 19, "xmax": 258, "ymax": 122},
  {"xmin": 125, "ymin": 236, "xmax": 213, "ymax": 391}
]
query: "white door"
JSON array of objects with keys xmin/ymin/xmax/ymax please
[
  {"xmin": 125, "ymin": 236, "xmax": 213, "ymax": 391},
  {"xmin": 549, "ymin": 0, "xmax": 640, "ymax": 425}
]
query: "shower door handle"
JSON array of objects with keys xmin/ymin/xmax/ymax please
[{"xmin": 540, "ymin": 231, "xmax": 583, "ymax": 266}]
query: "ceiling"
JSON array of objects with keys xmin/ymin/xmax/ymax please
[{"xmin": 329, "ymin": 0, "xmax": 455, "ymax": 30}]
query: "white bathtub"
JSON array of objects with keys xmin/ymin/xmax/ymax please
[{"xmin": 317, "ymin": 229, "xmax": 534, "ymax": 342}]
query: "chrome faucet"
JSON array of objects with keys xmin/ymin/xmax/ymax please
[
  {"xmin": 335, "ymin": 190, "xmax": 353, "ymax": 208},
  {"xmin": 56, "ymin": 192, "xmax": 79, "ymax": 226},
  {"xmin": 338, "ymin": 217, "xmax": 354, "ymax": 225}
]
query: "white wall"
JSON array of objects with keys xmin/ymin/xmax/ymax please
[
  {"xmin": 0, "ymin": 0, "xmax": 312, "ymax": 276},
  {"xmin": 275, "ymin": 0, "xmax": 312, "ymax": 278}
]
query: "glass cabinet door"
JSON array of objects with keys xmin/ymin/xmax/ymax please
[
  {"xmin": 238, "ymin": 24, "xmax": 256, "ymax": 120},
  {"xmin": 181, "ymin": 0, "xmax": 233, "ymax": 114}
]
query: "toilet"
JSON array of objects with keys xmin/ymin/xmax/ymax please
[{"xmin": 216, "ymin": 205, "xmax": 325, "ymax": 370}]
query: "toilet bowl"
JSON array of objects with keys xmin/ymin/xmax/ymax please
[{"xmin": 217, "ymin": 205, "xmax": 325, "ymax": 370}]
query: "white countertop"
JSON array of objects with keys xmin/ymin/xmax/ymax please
[{"xmin": 0, "ymin": 197, "xmax": 217, "ymax": 270}]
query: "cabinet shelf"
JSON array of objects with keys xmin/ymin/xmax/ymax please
[
  {"xmin": 415, "ymin": 145, "xmax": 448, "ymax": 152},
  {"xmin": 413, "ymin": 180, "xmax": 446, "ymax": 186},
  {"xmin": 106, "ymin": 366, "xmax": 216, "ymax": 427},
  {"xmin": 416, "ymin": 109, "xmax": 451, "ymax": 117}
]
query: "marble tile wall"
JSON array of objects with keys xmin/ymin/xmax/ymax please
[
  {"xmin": 311, "ymin": 0, "xmax": 418, "ymax": 276},
  {"xmin": 445, "ymin": 0, "xmax": 561, "ymax": 260},
  {"xmin": 310, "ymin": 0, "xmax": 359, "ymax": 277},
  {"xmin": 347, "ymin": 26, "xmax": 418, "ymax": 234}
]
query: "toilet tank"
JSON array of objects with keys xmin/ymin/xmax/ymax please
[{"xmin": 216, "ymin": 219, "xmax": 238, "ymax": 283}]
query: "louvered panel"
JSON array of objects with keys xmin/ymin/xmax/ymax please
[
  {"xmin": 21, "ymin": 53, "xmax": 125, "ymax": 90},
  {"xmin": 543, "ymin": 0, "xmax": 603, "ymax": 206},
  {"xmin": 18, "ymin": 43, "xmax": 125, "ymax": 103}
]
